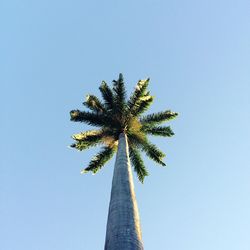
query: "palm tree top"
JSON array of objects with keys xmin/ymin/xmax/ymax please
[{"xmin": 70, "ymin": 74, "xmax": 178, "ymax": 183}]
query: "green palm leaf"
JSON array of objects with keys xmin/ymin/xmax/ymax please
[
  {"xmin": 82, "ymin": 146, "xmax": 116, "ymax": 174},
  {"xmin": 142, "ymin": 125, "xmax": 174, "ymax": 137},
  {"xmin": 70, "ymin": 110, "xmax": 112, "ymax": 127},
  {"xmin": 131, "ymin": 95, "xmax": 154, "ymax": 116},
  {"xmin": 129, "ymin": 146, "xmax": 148, "ymax": 183},
  {"xmin": 127, "ymin": 78, "xmax": 150, "ymax": 111},
  {"xmin": 83, "ymin": 95, "xmax": 105, "ymax": 113},
  {"xmin": 128, "ymin": 132, "xmax": 166, "ymax": 166},
  {"xmin": 113, "ymin": 73, "xmax": 127, "ymax": 114},
  {"xmin": 99, "ymin": 81, "xmax": 114, "ymax": 111},
  {"xmin": 140, "ymin": 140, "xmax": 166, "ymax": 166},
  {"xmin": 70, "ymin": 130, "xmax": 105, "ymax": 150},
  {"xmin": 140, "ymin": 110, "xmax": 178, "ymax": 126}
]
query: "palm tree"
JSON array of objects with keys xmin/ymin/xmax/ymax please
[{"xmin": 70, "ymin": 74, "xmax": 178, "ymax": 250}]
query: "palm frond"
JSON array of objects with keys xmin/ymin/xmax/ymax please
[
  {"xmin": 70, "ymin": 110, "xmax": 111, "ymax": 127},
  {"xmin": 140, "ymin": 141, "xmax": 166, "ymax": 166},
  {"xmin": 82, "ymin": 146, "xmax": 116, "ymax": 174},
  {"xmin": 127, "ymin": 78, "xmax": 150, "ymax": 111},
  {"xmin": 112, "ymin": 73, "xmax": 127, "ymax": 114},
  {"xmin": 70, "ymin": 140, "xmax": 100, "ymax": 151},
  {"xmin": 71, "ymin": 130, "xmax": 103, "ymax": 151},
  {"xmin": 131, "ymin": 95, "xmax": 154, "ymax": 116},
  {"xmin": 71, "ymin": 129, "xmax": 117, "ymax": 151},
  {"xmin": 128, "ymin": 132, "xmax": 166, "ymax": 166},
  {"xmin": 72, "ymin": 130, "xmax": 101, "ymax": 141},
  {"xmin": 83, "ymin": 95, "xmax": 105, "ymax": 113},
  {"xmin": 142, "ymin": 125, "xmax": 174, "ymax": 137},
  {"xmin": 140, "ymin": 110, "xmax": 178, "ymax": 126},
  {"xmin": 129, "ymin": 146, "xmax": 148, "ymax": 183},
  {"xmin": 70, "ymin": 130, "xmax": 103, "ymax": 150},
  {"xmin": 99, "ymin": 81, "xmax": 114, "ymax": 110}
]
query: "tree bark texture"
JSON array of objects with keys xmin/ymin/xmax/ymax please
[{"xmin": 104, "ymin": 133, "xmax": 144, "ymax": 250}]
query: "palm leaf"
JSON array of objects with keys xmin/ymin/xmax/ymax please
[
  {"xmin": 71, "ymin": 129, "xmax": 117, "ymax": 151},
  {"xmin": 127, "ymin": 78, "xmax": 150, "ymax": 111},
  {"xmin": 70, "ymin": 110, "xmax": 112, "ymax": 127},
  {"xmin": 70, "ymin": 139, "xmax": 101, "ymax": 151},
  {"xmin": 141, "ymin": 141, "xmax": 166, "ymax": 166},
  {"xmin": 113, "ymin": 73, "xmax": 127, "ymax": 114},
  {"xmin": 128, "ymin": 132, "xmax": 166, "ymax": 166},
  {"xmin": 99, "ymin": 81, "xmax": 114, "ymax": 111},
  {"xmin": 131, "ymin": 95, "xmax": 154, "ymax": 116},
  {"xmin": 82, "ymin": 146, "xmax": 116, "ymax": 174},
  {"xmin": 83, "ymin": 95, "xmax": 105, "ymax": 113},
  {"xmin": 70, "ymin": 130, "xmax": 103, "ymax": 150},
  {"xmin": 140, "ymin": 110, "xmax": 178, "ymax": 126},
  {"xmin": 129, "ymin": 146, "xmax": 148, "ymax": 183},
  {"xmin": 142, "ymin": 125, "xmax": 174, "ymax": 137},
  {"xmin": 72, "ymin": 130, "xmax": 102, "ymax": 141}
]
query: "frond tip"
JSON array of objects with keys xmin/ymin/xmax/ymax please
[{"xmin": 80, "ymin": 169, "xmax": 88, "ymax": 174}]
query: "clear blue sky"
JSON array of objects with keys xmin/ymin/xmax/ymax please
[{"xmin": 1, "ymin": 0, "xmax": 250, "ymax": 249}]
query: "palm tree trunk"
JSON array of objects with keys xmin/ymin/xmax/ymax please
[{"xmin": 104, "ymin": 133, "xmax": 144, "ymax": 250}]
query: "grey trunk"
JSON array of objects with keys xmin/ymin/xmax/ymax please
[{"xmin": 104, "ymin": 133, "xmax": 144, "ymax": 250}]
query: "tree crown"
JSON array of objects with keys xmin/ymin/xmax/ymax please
[{"xmin": 70, "ymin": 74, "xmax": 178, "ymax": 183}]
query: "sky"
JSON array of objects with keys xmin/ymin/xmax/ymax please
[{"xmin": 1, "ymin": 0, "xmax": 250, "ymax": 249}]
